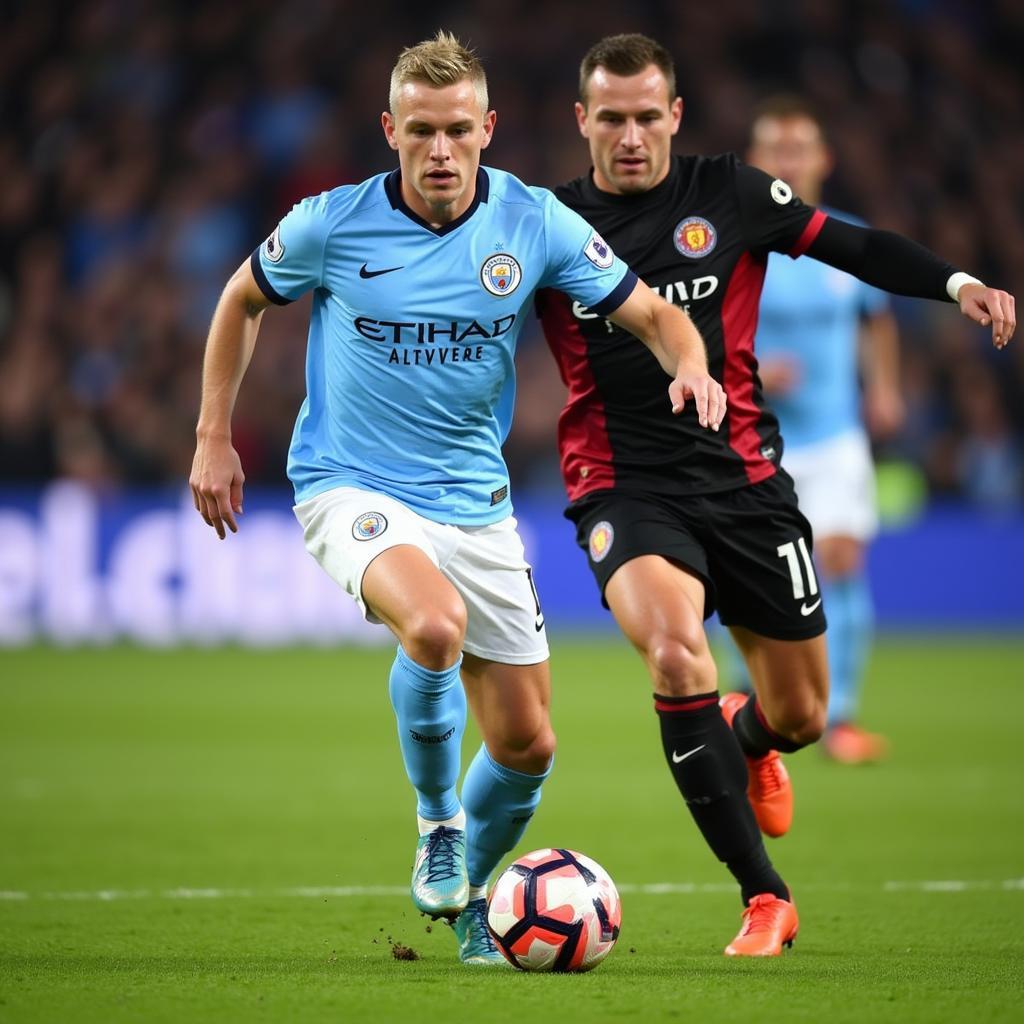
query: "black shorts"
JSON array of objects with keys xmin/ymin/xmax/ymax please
[{"xmin": 566, "ymin": 471, "xmax": 827, "ymax": 641}]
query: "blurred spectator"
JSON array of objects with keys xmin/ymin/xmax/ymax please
[{"xmin": 0, "ymin": 0, "xmax": 1019, "ymax": 511}]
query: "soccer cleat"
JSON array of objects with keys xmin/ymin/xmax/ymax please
[
  {"xmin": 411, "ymin": 825, "xmax": 469, "ymax": 920},
  {"xmin": 823, "ymin": 723, "xmax": 889, "ymax": 765},
  {"xmin": 724, "ymin": 893, "xmax": 799, "ymax": 957},
  {"xmin": 451, "ymin": 897, "xmax": 508, "ymax": 966},
  {"xmin": 720, "ymin": 692, "xmax": 794, "ymax": 838}
]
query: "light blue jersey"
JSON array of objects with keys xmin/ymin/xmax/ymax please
[
  {"xmin": 755, "ymin": 209, "xmax": 889, "ymax": 449},
  {"xmin": 252, "ymin": 167, "xmax": 635, "ymax": 524}
]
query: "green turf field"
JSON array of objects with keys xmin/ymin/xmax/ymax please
[{"xmin": 1, "ymin": 638, "xmax": 1022, "ymax": 1023}]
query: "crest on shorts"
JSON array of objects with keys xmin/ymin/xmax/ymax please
[
  {"xmin": 352, "ymin": 512, "xmax": 388, "ymax": 541},
  {"xmin": 673, "ymin": 216, "xmax": 717, "ymax": 259},
  {"xmin": 264, "ymin": 224, "xmax": 285, "ymax": 263},
  {"xmin": 480, "ymin": 253, "xmax": 522, "ymax": 296},
  {"xmin": 589, "ymin": 521, "xmax": 615, "ymax": 563}
]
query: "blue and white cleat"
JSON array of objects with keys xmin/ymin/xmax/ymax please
[
  {"xmin": 452, "ymin": 897, "xmax": 508, "ymax": 966},
  {"xmin": 411, "ymin": 825, "xmax": 469, "ymax": 920}
]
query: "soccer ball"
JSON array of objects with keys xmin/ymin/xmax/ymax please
[{"xmin": 486, "ymin": 848, "xmax": 621, "ymax": 972}]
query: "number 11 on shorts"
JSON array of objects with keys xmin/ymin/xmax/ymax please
[{"xmin": 777, "ymin": 537, "xmax": 820, "ymax": 607}]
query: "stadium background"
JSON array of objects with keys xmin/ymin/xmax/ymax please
[
  {"xmin": 1, "ymin": 0, "xmax": 1023, "ymax": 643},
  {"xmin": 1, "ymin": 5, "xmax": 1022, "ymax": 1022}
]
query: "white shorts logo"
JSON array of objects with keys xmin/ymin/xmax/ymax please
[
  {"xmin": 584, "ymin": 231, "xmax": 615, "ymax": 269},
  {"xmin": 481, "ymin": 254, "xmax": 523, "ymax": 296},
  {"xmin": 770, "ymin": 179, "xmax": 793, "ymax": 205},
  {"xmin": 589, "ymin": 521, "xmax": 615, "ymax": 563},
  {"xmin": 352, "ymin": 512, "xmax": 388, "ymax": 540},
  {"xmin": 264, "ymin": 224, "xmax": 286, "ymax": 263}
]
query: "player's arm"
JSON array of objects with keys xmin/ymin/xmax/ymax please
[
  {"xmin": 859, "ymin": 309, "xmax": 904, "ymax": 439},
  {"xmin": 804, "ymin": 218, "xmax": 1015, "ymax": 349},
  {"xmin": 606, "ymin": 280, "xmax": 727, "ymax": 431},
  {"xmin": 189, "ymin": 260, "xmax": 270, "ymax": 540}
]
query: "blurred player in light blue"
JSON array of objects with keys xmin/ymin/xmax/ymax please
[
  {"xmin": 745, "ymin": 96, "xmax": 905, "ymax": 763},
  {"xmin": 189, "ymin": 32, "xmax": 725, "ymax": 964}
]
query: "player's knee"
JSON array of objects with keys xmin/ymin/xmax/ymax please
[
  {"xmin": 770, "ymin": 694, "xmax": 827, "ymax": 745},
  {"xmin": 492, "ymin": 723, "xmax": 556, "ymax": 776},
  {"xmin": 644, "ymin": 630, "xmax": 714, "ymax": 695},
  {"xmin": 402, "ymin": 602, "xmax": 467, "ymax": 668}
]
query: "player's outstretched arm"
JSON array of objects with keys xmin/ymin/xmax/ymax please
[
  {"xmin": 805, "ymin": 219, "xmax": 1016, "ymax": 349},
  {"xmin": 606, "ymin": 280, "xmax": 727, "ymax": 431},
  {"xmin": 189, "ymin": 259, "xmax": 271, "ymax": 540}
]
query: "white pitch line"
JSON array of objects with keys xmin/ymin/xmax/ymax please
[{"xmin": 0, "ymin": 880, "xmax": 1021, "ymax": 903}]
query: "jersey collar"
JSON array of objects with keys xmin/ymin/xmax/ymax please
[{"xmin": 384, "ymin": 167, "xmax": 490, "ymax": 236}]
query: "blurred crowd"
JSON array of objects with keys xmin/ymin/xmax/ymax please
[{"xmin": 1, "ymin": 0, "xmax": 1022, "ymax": 510}]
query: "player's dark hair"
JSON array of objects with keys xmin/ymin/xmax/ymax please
[
  {"xmin": 579, "ymin": 33, "xmax": 676, "ymax": 105},
  {"xmin": 750, "ymin": 94, "xmax": 828, "ymax": 144}
]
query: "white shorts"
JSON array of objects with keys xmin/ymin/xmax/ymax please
[
  {"xmin": 293, "ymin": 487, "xmax": 549, "ymax": 665},
  {"xmin": 784, "ymin": 429, "xmax": 878, "ymax": 542}
]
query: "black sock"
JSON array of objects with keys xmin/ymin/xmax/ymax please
[
  {"xmin": 654, "ymin": 692, "xmax": 789, "ymax": 904},
  {"xmin": 732, "ymin": 696, "xmax": 807, "ymax": 757}
]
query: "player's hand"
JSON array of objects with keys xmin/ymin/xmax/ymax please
[
  {"xmin": 189, "ymin": 435, "xmax": 245, "ymax": 540},
  {"xmin": 669, "ymin": 367, "xmax": 727, "ymax": 431},
  {"xmin": 958, "ymin": 283, "xmax": 1016, "ymax": 349}
]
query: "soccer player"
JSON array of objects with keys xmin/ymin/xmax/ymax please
[
  {"xmin": 189, "ymin": 32, "xmax": 725, "ymax": 966},
  {"xmin": 536, "ymin": 33, "xmax": 1015, "ymax": 956},
  {"xmin": 745, "ymin": 96, "xmax": 903, "ymax": 763}
]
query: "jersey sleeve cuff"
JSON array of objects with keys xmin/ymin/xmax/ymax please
[
  {"xmin": 249, "ymin": 249, "xmax": 292, "ymax": 306},
  {"xmin": 946, "ymin": 271, "xmax": 983, "ymax": 303},
  {"xmin": 788, "ymin": 209, "xmax": 827, "ymax": 259},
  {"xmin": 590, "ymin": 269, "xmax": 639, "ymax": 317}
]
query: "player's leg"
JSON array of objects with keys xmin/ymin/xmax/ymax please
[
  {"xmin": 457, "ymin": 655, "xmax": 554, "ymax": 964},
  {"xmin": 438, "ymin": 516, "xmax": 553, "ymax": 964},
  {"xmin": 363, "ymin": 546, "xmax": 473, "ymax": 918},
  {"xmin": 569, "ymin": 494, "xmax": 797, "ymax": 954},
  {"xmin": 788, "ymin": 431, "xmax": 885, "ymax": 763},
  {"xmin": 726, "ymin": 627, "xmax": 829, "ymax": 749},
  {"xmin": 294, "ymin": 488, "xmax": 470, "ymax": 919},
  {"xmin": 710, "ymin": 472, "xmax": 829, "ymax": 840},
  {"xmin": 569, "ymin": 495, "xmax": 798, "ymax": 950},
  {"xmin": 815, "ymin": 535, "xmax": 885, "ymax": 761},
  {"xmin": 605, "ymin": 556, "xmax": 790, "ymax": 908}
]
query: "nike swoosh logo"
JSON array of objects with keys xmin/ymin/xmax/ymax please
[
  {"xmin": 801, "ymin": 598, "xmax": 822, "ymax": 616},
  {"xmin": 535, "ymin": 615, "xmax": 545, "ymax": 632},
  {"xmin": 671, "ymin": 745, "xmax": 705, "ymax": 763},
  {"xmin": 359, "ymin": 263, "xmax": 403, "ymax": 279}
]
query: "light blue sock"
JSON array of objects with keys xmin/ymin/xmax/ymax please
[
  {"xmin": 462, "ymin": 744, "xmax": 551, "ymax": 887},
  {"xmin": 825, "ymin": 573, "xmax": 874, "ymax": 726},
  {"xmin": 387, "ymin": 646, "xmax": 465, "ymax": 821}
]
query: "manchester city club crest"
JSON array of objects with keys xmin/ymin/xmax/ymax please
[
  {"xmin": 673, "ymin": 216, "xmax": 717, "ymax": 259},
  {"xmin": 589, "ymin": 521, "xmax": 615, "ymax": 563},
  {"xmin": 352, "ymin": 512, "xmax": 388, "ymax": 541},
  {"xmin": 480, "ymin": 253, "xmax": 523, "ymax": 297}
]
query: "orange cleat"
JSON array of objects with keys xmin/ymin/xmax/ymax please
[
  {"xmin": 724, "ymin": 893, "xmax": 799, "ymax": 957},
  {"xmin": 823, "ymin": 723, "xmax": 889, "ymax": 765},
  {"xmin": 720, "ymin": 692, "xmax": 793, "ymax": 838}
]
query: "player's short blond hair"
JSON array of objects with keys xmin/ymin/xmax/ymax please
[{"xmin": 389, "ymin": 31, "xmax": 489, "ymax": 115}]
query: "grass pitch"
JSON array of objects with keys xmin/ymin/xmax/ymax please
[{"xmin": 1, "ymin": 638, "xmax": 1022, "ymax": 1023}]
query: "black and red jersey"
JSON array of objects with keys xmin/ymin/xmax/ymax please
[{"xmin": 537, "ymin": 153, "xmax": 827, "ymax": 501}]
